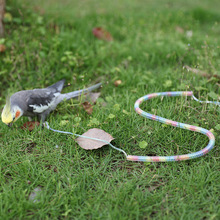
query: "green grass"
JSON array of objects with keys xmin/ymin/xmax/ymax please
[{"xmin": 0, "ymin": 0, "xmax": 219, "ymax": 219}]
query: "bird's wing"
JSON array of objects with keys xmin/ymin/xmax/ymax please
[{"xmin": 27, "ymin": 89, "xmax": 59, "ymax": 113}]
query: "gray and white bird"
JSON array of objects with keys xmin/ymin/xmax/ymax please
[{"xmin": 1, "ymin": 80, "xmax": 102, "ymax": 126}]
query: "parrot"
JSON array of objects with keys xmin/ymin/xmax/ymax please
[{"xmin": 1, "ymin": 79, "xmax": 102, "ymax": 126}]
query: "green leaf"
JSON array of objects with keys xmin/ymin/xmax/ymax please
[
  {"xmin": 122, "ymin": 109, "xmax": 130, "ymax": 115},
  {"xmin": 208, "ymin": 92, "xmax": 218, "ymax": 100},
  {"xmin": 60, "ymin": 120, "xmax": 69, "ymax": 126},
  {"xmin": 163, "ymin": 80, "xmax": 172, "ymax": 88},
  {"xmin": 139, "ymin": 141, "xmax": 148, "ymax": 149},
  {"xmin": 87, "ymin": 118, "xmax": 100, "ymax": 126},
  {"xmin": 37, "ymin": 16, "xmax": 43, "ymax": 25},
  {"xmin": 108, "ymin": 114, "xmax": 115, "ymax": 119},
  {"xmin": 214, "ymin": 124, "xmax": 220, "ymax": 131},
  {"xmin": 106, "ymin": 96, "xmax": 113, "ymax": 103},
  {"xmin": 0, "ymin": 38, "xmax": 5, "ymax": 44},
  {"xmin": 4, "ymin": 13, "xmax": 13, "ymax": 22},
  {"xmin": 64, "ymin": 51, "xmax": 73, "ymax": 56},
  {"xmin": 113, "ymin": 104, "xmax": 120, "ymax": 111},
  {"xmin": 61, "ymin": 57, "xmax": 67, "ymax": 62},
  {"xmin": 74, "ymin": 117, "xmax": 81, "ymax": 123},
  {"xmin": 38, "ymin": 27, "xmax": 46, "ymax": 35}
]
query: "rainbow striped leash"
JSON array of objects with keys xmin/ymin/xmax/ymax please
[
  {"xmin": 128, "ymin": 91, "xmax": 219, "ymax": 162},
  {"xmin": 44, "ymin": 91, "xmax": 219, "ymax": 162}
]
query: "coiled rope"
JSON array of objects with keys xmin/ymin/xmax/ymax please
[{"xmin": 44, "ymin": 91, "xmax": 219, "ymax": 162}]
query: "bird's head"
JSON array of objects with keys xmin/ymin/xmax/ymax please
[{"xmin": 1, "ymin": 96, "xmax": 23, "ymax": 126}]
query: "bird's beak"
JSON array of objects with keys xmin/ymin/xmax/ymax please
[{"xmin": 7, "ymin": 123, "xmax": 13, "ymax": 127}]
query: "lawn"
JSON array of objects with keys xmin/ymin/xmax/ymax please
[{"xmin": 0, "ymin": 0, "xmax": 219, "ymax": 219}]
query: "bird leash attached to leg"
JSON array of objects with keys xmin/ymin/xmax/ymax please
[{"xmin": 44, "ymin": 91, "xmax": 219, "ymax": 162}]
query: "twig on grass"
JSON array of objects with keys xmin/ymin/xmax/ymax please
[{"xmin": 183, "ymin": 65, "xmax": 220, "ymax": 81}]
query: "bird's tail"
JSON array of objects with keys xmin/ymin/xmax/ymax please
[{"xmin": 61, "ymin": 83, "xmax": 102, "ymax": 101}]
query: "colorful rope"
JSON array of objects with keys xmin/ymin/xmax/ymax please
[
  {"xmin": 44, "ymin": 91, "xmax": 219, "ymax": 162},
  {"xmin": 127, "ymin": 91, "xmax": 218, "ymax": 162}
]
